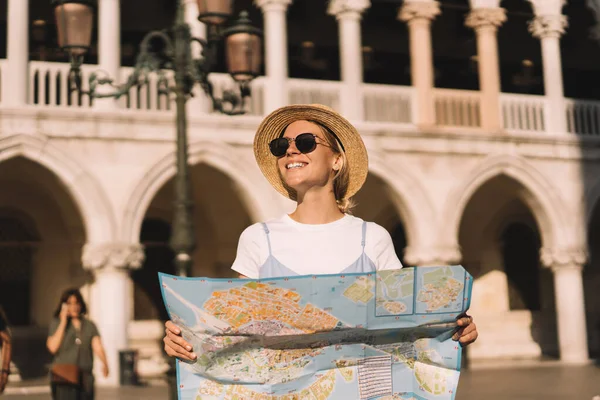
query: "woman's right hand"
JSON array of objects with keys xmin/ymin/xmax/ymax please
[
  {"xmin": 59, "ymin": 303, "xmax": 69, "ymax": 323},
  {"xmin": 163, "ymin": 321, "xmax": 197, "ymax": 361}
]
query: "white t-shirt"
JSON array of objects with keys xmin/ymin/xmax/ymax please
[{"xmin": 231, "ymin": 214, "xmax": 403, "ymax": 279}]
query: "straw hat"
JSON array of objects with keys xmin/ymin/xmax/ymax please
[{"xmin": 253, "ymin": 104, "xmax": 368, "ymax": 200}]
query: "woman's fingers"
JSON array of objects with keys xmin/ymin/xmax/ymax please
[
  {"xmin": 456, "ymin": 315, "xmax": 473, "ymax": 327},
  {"xmin": 163, "ymin": 333, "xmax": 197, "ymax": 361},
  {"xmin": 165, "ymin": 320, "xmax": 181, "ymax": 335},
  {"xmin": 165, "ymin": 328, "xmax": 194, "ymax": 351}
]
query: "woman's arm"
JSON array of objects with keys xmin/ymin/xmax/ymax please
[
  {"xmin": 91, "ymin": 336, "xmax": 109, "ymax": 377},
  {"xmin": 0, "ymin": 329, "xmax": 12, "ymax": 394},
  {"xmin": 46, "ymin": 319, "xmax": 68, "ymax": 354}
]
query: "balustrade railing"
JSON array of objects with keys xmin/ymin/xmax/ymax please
[
  {"xmin": 501, "ymin": 93, "xmax": 546, "ymax": 134},
  {"xmin": 363, "ymin": 83, "xmax": 413, "ymax": 124},
  {"xmin": 288, "ymin": 78, "xmax": 341, "ymax": 111},
  {"xmin": 433, "ymin": 88, "xmax": 482, "ymax": 128},
  {"xmin": 25, "ymin": 62, "xmax": 263, "ymax": 115},
  {"xmin": 566, "ymin": 98, "xmax": 600, "ymax": 136},
  {"xmin": 2, "ymin": 60, "xmax": 600, "ymax": 137}
]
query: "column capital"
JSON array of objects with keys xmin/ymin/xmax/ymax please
[
  {"xmin": 529, "ymin": 14, "xmax": 568, "ymax": 39},
  {"xmin": 398, "ymin": 1, "xmax": 441, "ymax": 23},
  {"xmin": 327, "ymin": 0, "xmax": 370, "ymax": 18},
  {"xmin": 465, "ymin": 7, "xmax": 506, "ymax": 29},
  {"xmin": 540, "ymin": 247, "xmax": 587, "ymax": 271},
  {"xmin": 404, "ymin": 245, "xmax": 462, "ymax": 267},
  {"xmin": 254, "ymin": 0, "xmax": 292, "ymax": 12},
  {"xmin": 527, "ymin": 0, "xmax": 567, "ymax": 17},
  {"xmin": 82, "ymin": 242, "xmax": 145, "ymax": 272}
]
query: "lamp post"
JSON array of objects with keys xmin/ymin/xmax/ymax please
[{"xmin": 50, "ymin": 0, "xmax": 262, "ymax": 397}]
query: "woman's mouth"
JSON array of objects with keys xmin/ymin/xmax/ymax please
[{"xmin": 286, "ymin": 162, "xmax": 307, "ymax": 170}]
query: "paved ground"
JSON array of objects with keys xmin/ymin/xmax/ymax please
[{"xmin": 3, "ymin": 365, "xmax": 599, "ymax": 399}]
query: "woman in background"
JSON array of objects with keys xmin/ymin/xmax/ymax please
[
  {"xmin": 0, "ymin": 306, "xmax": 11, "ymax": 395},
  {"xmin": 47, "ymin": 289, "xmax": 109, "ymax": 400}
]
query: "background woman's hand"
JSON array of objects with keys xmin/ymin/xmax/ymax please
[
  {"xmin": 453, "ymin": 314, "xmax": 478, "ymax": 346},
  {"xmin": 0, "ymin": 370, "xmax": 8, "ymax": 394},
  {"xmin": 163, "ymin": 321, "xmax": 197, "ymax": 361},
  {"xmin": 59, "ymin": 303, "xmax": 69, "ymax": 323},
  {"xmin": 102, "ymin": 363, "xmax": 109, "ymax": 378}
]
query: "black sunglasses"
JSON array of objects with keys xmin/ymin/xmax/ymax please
[{"xmin": 269, "ymin": 133, "xmax": 327, "ymax": 158}]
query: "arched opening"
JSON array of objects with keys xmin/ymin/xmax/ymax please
[
  {"xmin": 132, "ymin": 218, "xmax": 175, "ymax": 321},
  {"xmin": 0, "ymin": 156, "xmax": 87, "ymax": 379},
  {"xmin": 0, "ymin": 211, "xmax": 40, "ymax": 326},
  {"xmin": 133, "ymin": 163, "xmax": 254, "ymax": 321},
  {"xmin": 586, "ymin": 200, "xmax": 600, "ymax": 358},
  {"xmin": 501, "ymin": 222, "xmax": 542, "ymax": 311},
  {"xmin": 353, "ymin": 173, "xmax": 409, "ymax": 267},
  {"xmin": 458, "ymin": 174, "xmax": 557, "ymax": 360}
]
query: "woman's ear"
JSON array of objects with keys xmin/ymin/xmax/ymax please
[{"xmin": 333, "ymin": 155, "xmax": 343, "ymax": 171}]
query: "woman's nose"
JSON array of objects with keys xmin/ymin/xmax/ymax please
[{"xmin": 286, "ymin": 140, "xmax": 300, "ymax": 155}]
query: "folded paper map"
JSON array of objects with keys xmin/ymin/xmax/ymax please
[{"xmin": 159, "ymin": 265, "xmax": 473, "ymax": 400}]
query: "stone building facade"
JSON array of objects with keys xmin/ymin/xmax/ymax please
[{"xmin": 0, "ymin": 0, "xmax": 599, "ymax": 386}]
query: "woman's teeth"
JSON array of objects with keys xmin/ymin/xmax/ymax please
[{"xmin": 286, "ymin": 162, "xmax": 306, "ymax": 169}]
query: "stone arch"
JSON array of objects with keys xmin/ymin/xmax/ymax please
[
  {"xmin": 0, "ymin": 135, "xmax": 115, "ymax": 243},
  {"xmin": 442, "ymin": 154, "xmax": 569, "ymax": 251},
  {"xmin": 366, "ymin": 150, "xmax": 436, "ymax": 250},
  {"xmin": 585, "ymin": 177, "xmax": 600, "ymax": 223},
  {"xmin": 121, "ymin": 140, "xmax": 275, "ymax": 243}
]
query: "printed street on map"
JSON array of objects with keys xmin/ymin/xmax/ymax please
[{"xmin": 159, "ymin": 265, "xmax": 473, "ymax": 400}]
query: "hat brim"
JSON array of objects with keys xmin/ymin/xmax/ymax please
[{"xmin": 253, "ymin": 104, "xmax": 368, "ymax": 201}]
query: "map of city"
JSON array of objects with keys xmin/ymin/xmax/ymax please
[{"xmin": 159, "ymin": 265, "xmax": 473, "ymax": 400}]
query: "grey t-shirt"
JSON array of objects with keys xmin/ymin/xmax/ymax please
[{"xmin": 48, "ymin": 318, "xmax": 100, "ymax": 372}]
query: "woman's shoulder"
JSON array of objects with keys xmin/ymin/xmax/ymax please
[
  {"xmin": 347, "ymin": 216, "xmax": 392, "ymax": 240},
  {"xmin": 239, "ymin": 215, "xmax": 289, "ymax": 238}
]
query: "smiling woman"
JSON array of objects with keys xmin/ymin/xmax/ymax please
[{"xmin": 162, "ymin": 104, "xmax": 478, "ymax": 369}]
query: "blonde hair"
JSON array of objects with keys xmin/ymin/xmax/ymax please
[{"xmin": 311, "ymin": 121, "xmax": 355, "ymax": 214}]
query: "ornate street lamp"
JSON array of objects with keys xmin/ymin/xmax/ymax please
[{"xmin": 50, "ymin": 0, "xmax": 262, "ymax": 397}]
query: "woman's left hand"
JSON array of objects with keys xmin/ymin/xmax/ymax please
[
  {"xmin": 453, "ymin": 315, "xmax": 478, "ymax": 346},
  {"xmin": 102, "ymin": 364, "xmax": 109, "ymax": 378}
]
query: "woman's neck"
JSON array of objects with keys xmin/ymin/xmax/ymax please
[{"xmin": 290, "ymin": 188, "xmax": 344, "ymax": 224}]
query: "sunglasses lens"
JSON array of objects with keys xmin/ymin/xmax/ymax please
[
  {"xmin": 295, "ymin": 134, "xmax": 317, "ymax": 154},
  {"xmin": 269, "ymin": 138, "xmax": 289, "ymax": 157}
]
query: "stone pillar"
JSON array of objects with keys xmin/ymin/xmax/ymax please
[
  {"xmin": 184, "ymin": 0, "xmax": 211, "ymax": 113},
  {"xmin": 404, "ymin": 245, "xmax": 462, "ymax": 267},
  {"xmin": 398, "ymin": 1, "xmax": 440, "ymax": 128},
  {"xmin": 95, "ymin": 0, "xmax": 121, "ymax": 109},
  {"xmin": 328, "ymin": 0, "xmax": 370, "ymax": 121},
  {"xmin": 465, "ymin": 7, "xmax": 506, "ymax": 132},
  {"xmin": 528, "ymin": 0, "xmax": 568, "ymax": 134},
  {"xmin": 4, "ymin": 0, "xmax": 29, "ymax": 105},
  {"xmin": 83, "ymin": 243, "xmax": 145, "ymax": 386},
  {"xmin": 254, "ymin": 0, "xmax": 292, "ymax": 112},
  {"xmin": 541, "ymin": 248, "xmax": 589, "ymax": 364}
]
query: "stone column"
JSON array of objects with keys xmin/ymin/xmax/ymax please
[
  {"xmin": 83, "ymin": 243, "xmax": 145, "ymax": 386},
  {"xmin": 95, "ymin": 0, "xmax": 121, "ymax": 109},
  {"xmin": 184, "ymin": 0, "xmax": 211, "ymax": 113},
  {"xmin": 254, "ymin": 0, "xmax": 292, "ymax": 112},
  {"xmin": 541, "ymin": 248, "xmax": 589, "ymax": 364},
  {"xmin": 398, "ymin": 1, "xmax": 440, "ymax": 128},
  {"xmin": 528, "ymin": 0, "xmax": 568, "ymax": 134},
  {"xmin": 465, "ymin": 7, "xmax": 506, "ymax": 132},
  {"xmin": 328, "ymin": 0, "xmax": 370, "ymax": 121},
  {"xmin": 4, "ymin": 0, "xmax": 29, "ymax": 105},
  {"xmin": 404, "ymin": 245, "xmax": 462, "ymax": 267}
]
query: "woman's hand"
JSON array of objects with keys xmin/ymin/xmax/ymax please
[
  {"xmin": 453, "ymin": 314, "xmax": 478, "ymax": 346},
  {"xmin": 59, "ymin": 303, "xmax": 69, "ymax": 323},
  {"xmin": 102, "ymin": 363, "xmax": 109, "ymax": 378},
  {"xmin": 0, "ymin": 370, "xmax": 8, "ymax": 394},
  {"xmin": 163, "ymin": 321, "xmax": 197, "ymax": 361}
]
